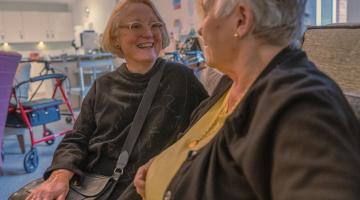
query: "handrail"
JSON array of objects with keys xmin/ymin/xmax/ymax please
[{"xmin": 14, "ymin": 73, "xmax": 67, "ymax": 89}]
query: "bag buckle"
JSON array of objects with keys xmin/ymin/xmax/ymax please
[
  {"xmin": 114, "ymin": 167, "xmax": 124, "ymax": 176},
  {"xmin": 73, "ymin": 180, "xmax": 81, "ymax": 187},
  {"xmin": 113, "ymin": 168, "xmax": 124, "ymax": 181}
]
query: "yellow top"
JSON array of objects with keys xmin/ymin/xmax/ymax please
[{"xmin": 145, "ymin": 90, "xmax": 230, "ymax": 200}]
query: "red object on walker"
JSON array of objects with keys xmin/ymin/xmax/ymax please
[{"xmin": 6, "ymin": 73, "xmax": 76, "ymax": 173}]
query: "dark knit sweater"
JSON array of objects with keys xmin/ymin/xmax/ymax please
[{"xmin": 44, "ymin": 58, "xmax": 208, "ymax": 197}]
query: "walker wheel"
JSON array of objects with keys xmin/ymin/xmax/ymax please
[
  {"xmin": 24, "ymin": 148, "xmax": 39, "ymax": 173},
  {"xmin": 45, "ymin": 129, "xmax": 55, "ymax": 146},
  {"xmin": 65, "ymin": 116, "xmax": 72, "ymax": 124}
]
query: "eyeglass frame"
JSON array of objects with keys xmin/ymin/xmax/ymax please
[{"xmin": 116, "ymin": 21, "xmax": 165, "ymax": 35}]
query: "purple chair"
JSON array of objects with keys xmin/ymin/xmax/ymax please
[{"xmin": 0, "ymin": 51, "xmax": 22, "ymax": 174}]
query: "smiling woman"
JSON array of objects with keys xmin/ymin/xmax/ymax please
[
  {"xmin": 23, "ymin": 0, "xmax": 208, "ymax": 199},
  {"xmin": 132, "ymin": 0, "xmax": 360, "ymax": 199},
  {"xmin": 102, "ymin": 0, "xmax": 169, "ymax": 73}
]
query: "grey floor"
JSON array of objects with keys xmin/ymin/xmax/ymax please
[{"xmin": 0, "ymin": 116, "xmax": 74, "ymax": 200}]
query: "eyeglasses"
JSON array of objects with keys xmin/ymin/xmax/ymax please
[{"xmin": 117, "ymin": 21, "xmax": 164, "ymax": 35}]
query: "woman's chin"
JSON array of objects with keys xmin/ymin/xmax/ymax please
[
  {"xmin": 135, "ymin": 57, "xmax": 158, "ymax": 65},
  {"xmin": 133, "ymin": 52, "xmax": 158, "ymax": 62}
]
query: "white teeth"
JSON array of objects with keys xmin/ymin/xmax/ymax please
[{"xmin": 137, "ymin": 43, "xmax": 154, "ymax": 48}]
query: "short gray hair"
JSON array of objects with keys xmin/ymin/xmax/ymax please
[{"xmin": 199, "ymin": 0, "xmax": 307, "ymax": 48}]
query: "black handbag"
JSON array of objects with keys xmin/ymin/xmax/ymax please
[
  {"xmin": 9, "ymin": 173, "xmax": 114, "ymax": 200},
  {"xmin": 9, "ymin": 60, "xmax": 167, "ymax": 200}
]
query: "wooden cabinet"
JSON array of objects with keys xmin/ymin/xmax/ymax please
[
  {"xmin": 2, "ymin": 11, "xmax": 25, "ymax": 43},
  {"xmin": 0, "ymin": 12, "xmax": 5, "ymax": 43},
  {"xmin": 47, "ymin": 12, "xmax": 74, "ymax": 42},
  {"xmin": 22, "ymin": 12, "xmax": 48, "ymax": 42},
  {"xmin": 1, "ymin": 11, "xmax": 73, "ymax": 43}
]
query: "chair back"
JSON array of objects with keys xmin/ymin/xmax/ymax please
[
  {"xmin": 3, "ymin": 63, "xmax": 31, "ymax": 140},
  {"xmin": 12, "ymin": 63, "xmax": 31, "ymax": 102},
  {"xmin": 0, "ymin": 51, "xmax": 22, "ymax": 167},
  {"xmin": 302, "ymin": 23, "xmax": 360, "ymax": 119}
]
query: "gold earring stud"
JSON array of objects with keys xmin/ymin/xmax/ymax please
[{"xmin": 233, "ymin": 33, "xmax": 239, "ymax": 38}]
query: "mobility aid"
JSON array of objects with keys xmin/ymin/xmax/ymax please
[{"xmin": 6, "ymin": 73, "xmax": 76, "ymax": 173}]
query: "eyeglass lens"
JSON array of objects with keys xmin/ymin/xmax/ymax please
[{"xmin": 129, "ymin": 22, "xmax": 163, "ymax": 34}]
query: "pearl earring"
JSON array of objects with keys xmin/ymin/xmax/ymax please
[{"xmin": 233, "ymin": 33, "xmax": 239, "ymax": 38}]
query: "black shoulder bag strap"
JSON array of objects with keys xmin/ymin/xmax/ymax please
[{"xmin": 113, "ymin": 59, "xmax": 166, "ymax": 181}]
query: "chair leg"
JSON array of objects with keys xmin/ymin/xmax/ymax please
[{"xmin": 16, "ymin": 135, "xmax": 26, "ymax": 154}]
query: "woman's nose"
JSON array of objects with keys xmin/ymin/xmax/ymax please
[{"xmin": 141, "ymin": 26, "xmax": 154, "ymax": 37}]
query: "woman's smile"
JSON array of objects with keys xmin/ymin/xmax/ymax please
[{"xmin": 137, "ymin": 42, "xmax": 155, "ymax": 48}]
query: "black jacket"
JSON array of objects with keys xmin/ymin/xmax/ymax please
[
  {"xmin": 165, "ymin": 47, "xmax": 360, "ymax": 200},
  {"xmin": 44, "ymin": 58, "xmax": 208, "ymax": 198}
]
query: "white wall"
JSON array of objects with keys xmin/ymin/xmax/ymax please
[
  {"xmin": 70, "ymin": 0, "xmax": 199, "ymax": 37},
  {"xmin": 0, "ymin": 1, "xmax": 74, "ymax": 57},
  {"xmin": 347, "ymin": 0, "xmax": 360, "ymax": 23},
  {"xmin": 70, "ymin": 0, "xmax": 116, "ymax": 33},
  {"xmin": 338, "ymin": 0, "xmax": 347, "ymax": 23},
  {"xmin": 153, "ymin": 0, "xmax": 200, "ymax": 43}
]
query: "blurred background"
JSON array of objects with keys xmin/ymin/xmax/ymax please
[{"xmin": 0, "ymin": 0, "xmax": 359, "ymax": 199}]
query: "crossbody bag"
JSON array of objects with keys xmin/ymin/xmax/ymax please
[{"xmin": 9, "ymin": 60, "xmax": 167, "ymax": 200}]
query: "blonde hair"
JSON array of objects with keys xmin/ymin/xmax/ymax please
[
  {"xmin": 197, "ymin": 0, "xmax": 307, "ymax": 48},
  {"xmin": 102, "ymin": 0, "xmax": 170, "ymax": 58}
]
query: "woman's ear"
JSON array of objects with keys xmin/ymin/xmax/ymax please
[
  {"xmin": 113, "ymin": 38, "xmax": 124, "ymax": 56},
  {"xmin": 114, "ymin": 37, "xmax": 122, "ymax": 49},
  {"xmin": 234, "ymin": 3, "xmax": 253, "ymax": 39}
]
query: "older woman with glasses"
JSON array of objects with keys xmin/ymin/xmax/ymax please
[
  {"xmin": 26, "ymin": 0, "xmax": 207, "ymax": 199},
  {"xmin": 132, "ymin": 0, "xmax": 360, "ymax": 199}
]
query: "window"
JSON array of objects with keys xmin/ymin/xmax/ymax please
[
  {"xmin": 322, "ymin": 0, "xmax": 334, "ymax": 25},
  {"xmin": 306, "ymin": 0, "xmax": 317, "ymax": 25}
]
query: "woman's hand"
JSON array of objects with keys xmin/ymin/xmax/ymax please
[
  {"xmin": 134, "ymin": 159, "xmax": 153, "ymax": 198},
  {"xmin": 26, "ymin": 169, "xmax": 74, "ymax": 200}
]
